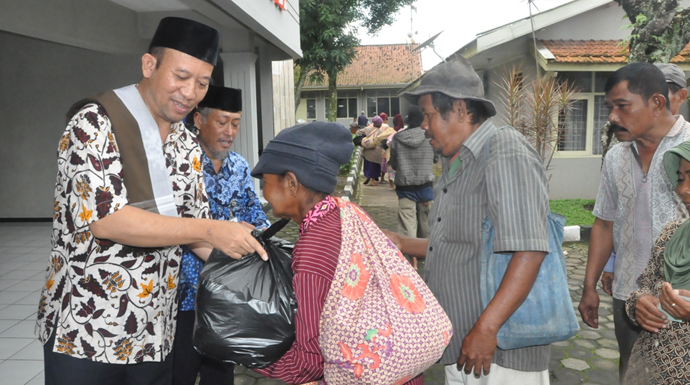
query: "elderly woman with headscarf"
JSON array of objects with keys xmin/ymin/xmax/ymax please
[
  {"xmin": 359, "ymin": 116, "xmax": 384, "ymax": 186},
  {"xmin": 250, "ymin": 122, "xmax": 431, "ymax": 385},
  {"xmin": 624, "ymin": 141, "xmax": 690, "ymax": 384},
  {"xmin": 383, "ymin": 113, "xmax": 405, "ymax": 190}
]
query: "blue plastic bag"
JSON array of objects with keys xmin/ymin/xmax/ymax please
[{"xmin": 479, "ymin": 213, "xmax": 580, "ymax": 350}]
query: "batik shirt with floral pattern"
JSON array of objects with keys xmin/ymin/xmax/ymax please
[
  {"xmin": 179, "ymin": 151, "xmax": 270, "ymax": 311},
  {"xmin": 36, "ymin": 103, "xmax": 209, "ymax": 364}
]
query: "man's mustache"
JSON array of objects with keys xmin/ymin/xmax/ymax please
[{"xmin": 610, "ymin": 124, "xmax": 628, "ymax": 133}]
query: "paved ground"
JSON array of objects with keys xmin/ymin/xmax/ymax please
[{"xmin": 0, "ymin": 174, "xmax": 620, "ymax": 384}]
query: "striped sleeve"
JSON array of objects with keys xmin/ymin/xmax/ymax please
[
  {"xmin": 486, "ymin": 130, "xmax": 550, "ymax": 253},
  {"xmin": 253, "ymin": 272, "xmax": 333, "ymax": 384},
  {"xmin": 254, "ymin": 208, "xmax": 341, "ymax": 384}
]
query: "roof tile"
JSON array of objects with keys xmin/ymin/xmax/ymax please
[
  {"xmin": 540, "ymin": 40, "xmax": 690, "ymax": 64},
  {"xmin": 304, "ymin": 44, "xmax": 423, "ymax": 87}
]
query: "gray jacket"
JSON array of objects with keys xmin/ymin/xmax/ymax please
[{"xmin": 389, "ymin": 126, "xmax": 438, "ymax": 188}]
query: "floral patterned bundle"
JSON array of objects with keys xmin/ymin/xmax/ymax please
[{"xmin": 318, "ymin": 198, "xmax": 452, "ymax": 384}]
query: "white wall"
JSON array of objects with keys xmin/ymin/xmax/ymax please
[
  {"xmin": 0, "ymin": 32, "xmax": 141, "ymax": 218},
  {"xmin": 548, "ymin": 157, "xmax": 602, "ymax": 199},
  {"xmin": 213, "ymin": 0, "xmax": 301, "ymax": 59},
  {"xmin": 535, "ymin": 2, "xmax": 629, "ymax": 41}
]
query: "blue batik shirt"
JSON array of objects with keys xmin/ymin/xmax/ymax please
[{"xmin": 179, "ymin": 151, "xmax": 270, "ymax": 311}]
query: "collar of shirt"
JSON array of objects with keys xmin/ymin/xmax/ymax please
[
  {"xmin": 299, "ymin": 195, "xmax": 338, "ymax": 236},
  {"xmin": 444, "ymin": 120, "xmax": 497, "ymax": 176},
  {"xmin": 201, "ymin": 150, "xmax": 230, "ymax": 176}
]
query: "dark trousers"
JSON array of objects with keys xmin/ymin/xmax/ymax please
[
  {"xmin": 613, "ymin": 298, "xmax": 641, "ymax": 381},
  {"xmin": 43, "ymin": 331, "xmax": 173, "ymax": 385},
  {"xmin": 172, "ymin": 310, "xmax": 235, "ymax": 385}
]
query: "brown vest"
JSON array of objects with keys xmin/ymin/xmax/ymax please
[{"xmin": 67, "ymin": 91, "xmax": 160, "ymax": 214}]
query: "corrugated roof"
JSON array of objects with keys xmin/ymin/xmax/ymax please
[
  {"xmin": 541, "ymin": 39, "xmax": 690, "ymax": 63},
  {"xmin": 304, "ymin": 44, "xmax": 422, "ymax": 88}
]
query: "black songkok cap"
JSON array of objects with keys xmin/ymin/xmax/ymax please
[
  {"xmin": 149, "ymin": 17, "xmax": 220, "ymax": 66},
  {"xmin": 198, "ymin": 85, "xmax": 242, "ymax": 113}
]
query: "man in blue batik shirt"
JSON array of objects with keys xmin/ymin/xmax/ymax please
[{"xmin": 172, "ymin": 85, "xmax": 270, "ymax": 385}]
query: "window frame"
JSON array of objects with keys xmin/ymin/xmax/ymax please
[
  {"xmin": 553, "ymin": 71, "xmax": 609, "ymax": 158},
  {"xmin": 305, "ymin": 98, "xmax": 316, "ymax": 119}
]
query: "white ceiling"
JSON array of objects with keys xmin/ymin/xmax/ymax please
[{"xmin": 109, "ymin": 0, "xmax": 190, "ymax": 12}]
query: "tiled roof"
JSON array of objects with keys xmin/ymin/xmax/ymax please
[
  {"xmin": 540, "ymin": 40, "xmax": 690, "ymax": 63},
  {"xmin": 304, "ymin": 44, "xmax": 422, "ymax": 88}
]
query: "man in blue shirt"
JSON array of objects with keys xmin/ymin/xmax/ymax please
[{"xmin": 172, "ymin": 85, "xmax": 270, "ymax": 385}]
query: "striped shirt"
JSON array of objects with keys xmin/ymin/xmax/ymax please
[
  {"xmin": 425, "ymin": 120, "xmax": 551, "ymax": 371},
  {"xmin": 254, "ymin": 204, "xmax": 341, "ymax": 384}
]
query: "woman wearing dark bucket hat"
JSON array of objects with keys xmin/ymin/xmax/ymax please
[
  {"xmin": 624, "ymin": 140, "xmax": 690, "ymax": 384},
  {"xmin": 249, "ymin": 122, "xmax": 449, "ymax": 384}
]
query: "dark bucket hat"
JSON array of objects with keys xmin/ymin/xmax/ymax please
[{"xmin": 403, "ymin": 57, "xmax": 496, "ymax": 117}]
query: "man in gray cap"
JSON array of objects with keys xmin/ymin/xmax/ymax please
[
  {"xmin": 385, "ymin": 58, "xmax": 551, "ymax": 383},
  {"xmin": 38, "ymin": 17, "xmax": 265, "ymax": 385}
]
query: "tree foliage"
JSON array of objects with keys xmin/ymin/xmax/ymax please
[
  {"xmin": 295, "ymin": 0, "xmax": 414, "ymax": 120},
  {"xmin": 616, "ymin": 0, "xmax": 690, "ymax": 63},
  {"xmin": 599, "ymin": 1, "xmax": 690, "ymax": 157}
]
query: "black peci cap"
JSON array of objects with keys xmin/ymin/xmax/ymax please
[
  {"xmin": 149, "ymin": 17, "xmax": 220, "ymax": 66},
  {"xmin": 198, "ymin": 85, "xmax": 242, "ymax": 113}
]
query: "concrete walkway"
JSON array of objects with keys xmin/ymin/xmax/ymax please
[{"xmin": 0, "ymin": 177, "xmax": 620, "ymax": 384}]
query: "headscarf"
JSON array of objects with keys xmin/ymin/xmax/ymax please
[
  {"xmin": 372, "ymin": 116, "xmax": 383, "ymax": 128},
  {"xmin": 662, "ymin": 140, "xmax": 690, "ymax": 290},
  {"xmin": 393, "ymin": 114, "xmax": 404, "ymax": 131},
  {"xmin": 379, "ymin": 112, "xmax": 388, "ymax": 122}
]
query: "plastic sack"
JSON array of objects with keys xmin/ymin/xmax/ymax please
[{"xmin": 193, "ymin": 218, "xmax": 297, "ymax": 368}]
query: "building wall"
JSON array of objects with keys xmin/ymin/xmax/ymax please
[
  {"xmin": 297, "ymin": 87, "xmax": 411, "ymax": 127},
  {"xmin": 535, "ymin": 2, "xmax": 629, "ymax": 41},
  {"xmin": 548, "ymin": 157, "xmax": 601, "ymax": 199},
  {"xmin": 0, "ymin": 31, "xmax": 141, "ymax": 218},
  {"xmin": 271, "ymin": 60, "xmax": 296, "ymax": 133},
  {"xmin": 219, "ymin": 0, "xmax": 301, "ymax": 59}
]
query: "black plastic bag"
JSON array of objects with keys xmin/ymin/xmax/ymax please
[
  {"xmin": 193, "ymin": 218, "xmax": 297, "ymax": 368},
  {"xmin": 353, "ymin": 133, "xmax": 365, "ymax": 146}
]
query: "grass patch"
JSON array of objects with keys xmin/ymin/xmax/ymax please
[{"xmin": 549, "ymin": 199, "xmax": 596, "ymax": 227}]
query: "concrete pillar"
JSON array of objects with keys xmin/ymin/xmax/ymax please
[{"xmin": 220, "ymin": 52, "xmax": 260, "ymax": 193}]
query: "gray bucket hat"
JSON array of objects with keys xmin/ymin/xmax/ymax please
[{"xmin": 403, "ymin": 57, "xmax": 496, "ymax": 117}]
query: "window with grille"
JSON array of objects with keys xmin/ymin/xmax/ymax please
[
  {"xmin": 559, "ymin": 99, "xmax": 587, "ymax": 151},
  {"xmin": 555, "ymin": 71, "xmax": 612, "ymax": 156}
]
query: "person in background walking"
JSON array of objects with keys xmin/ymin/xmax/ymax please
[
  {"xmin": 379, "ymin": 113, "xmax": 392, "ymax": 184},
  {"xmin": 384, "ymin": 113, "xmax": 405, "ymax": 190},
  {"xmin": 388, "ymin": 106, "xmax": 437, "ymax": 269},
  {"xmin": 360, "ymin": 116, "xmax": 384, "ymax": 186},
  {"xmin": 358, "ymin": 110, "xmax": 368, "ymax": 128}
]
